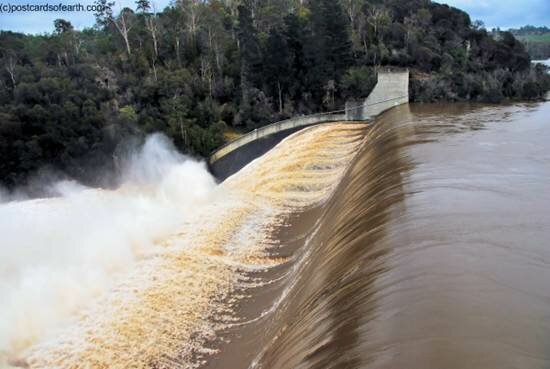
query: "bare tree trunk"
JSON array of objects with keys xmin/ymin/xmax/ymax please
[
  {"xmin": 145, "ymin": 15, "xmax": 159, "ymax": 57},
  {"xmin": 188, "ymin": 1, "xmax": 199, "ymax": 40},
  {"xmin": 64, "ymin": 51, "xmax": 70, "ymax": 66},
  {"xmin": 73, "ymin": 37, "xmax": 83, "ymax": 58},
  {"xmin": 277, "ymin": 80, "xmax": 283, "ymax": 113},
  {"xmin": 151, "ymin": 57, "xmax": 158, "ymax": 81},
  {"xmin": 123, "ymin": 34, "xmax": 131, "ymax": 56},
  {"xmin": 214, "ymin": 43, "xmax": 222, "ymax": 72},
  {"xmin": 367, "ymin": 6, "xmax": 389, "ymax": 42},
  {"xmin": 344, "ymin": 0, "xmax": 358, "ymax": 31},
  {"xmin": 201, "ymin": 56, "xmax": 213, "ymax": 97},
  {"xmin": 113, "ymin": 13, "xmax": 132, "ymax": 56},
  {"xmin": 5, "ymin": 56, "xmax": 16, "ymax": 88},
  {"xmin": 175, "ymin": 36, "xmax": 182, "ymax": 67},
  {"xmin": 180, "ymin": 121, "xmax": 189, "ymax": 147}
]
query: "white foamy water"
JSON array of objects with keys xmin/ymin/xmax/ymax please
[
  {"xmin": 0, "ymin": 134, "xmax": 217, "ymax": 365},
  {"xmin": 0, "ymin": 123, "xmax": 365, "ymax": 369}
]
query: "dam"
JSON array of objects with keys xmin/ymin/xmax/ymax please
[
  {"xmin": 208, "ymin": 68, "xmax": 410, "ymax": 180},
  {"xmin": 3, "ymin": 101, "xmax": 550, "ymax": 369}
]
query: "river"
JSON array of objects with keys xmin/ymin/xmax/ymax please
[
  {"xmin": 2, "ymin": 102, "xmax": 550, "ymax": 369},
  {"xmin": 534, "ymin": 59, "xmax": 550, "ymax": 67}
]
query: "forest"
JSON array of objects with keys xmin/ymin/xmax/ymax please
[{"xmin": 1, "ymin": 0, "xmax": 549, "ymax": 188}]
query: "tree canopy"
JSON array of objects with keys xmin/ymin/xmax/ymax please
[{"xmin": 1, "ymin": 0, "xmax": 549, "ymax": 188}]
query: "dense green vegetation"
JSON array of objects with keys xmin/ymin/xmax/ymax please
[
  {"xmin": 507, "ymin": 26, "xmax": 550, "ymax": 59},
  {"xmin": 1, "ymin": 0, "xmax": 549, "ymax": 188}
]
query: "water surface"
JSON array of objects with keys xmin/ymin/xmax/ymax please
[
  {"xmin": 250, "ymin": 102, "xmax": 550, "ymax": 369},
  {"xmin": 5, "ymin": 102, "xmax": 550, "ymax": 369}
]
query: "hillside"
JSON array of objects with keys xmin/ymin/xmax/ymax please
[
  {"xmin": 1, "ymin": 0, "xmax": 550, "ymax": 188},
  {"xmin": 508, "ymin": 26, "xmax": 550, "ymax": 59}
]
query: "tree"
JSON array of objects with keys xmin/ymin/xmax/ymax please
[
  {"xmin": 366, "ymin": 5, "xmax": 391, "ymax": 39},
  {"xmin": 365, "ymin": 4, "xmax": 391, "ymax": 65},
  {"xmin": 237, "ymin": 4, "xmax": 262, "ymax": 113},
  {"xmin": 308, "ymin": 0, "xmax": 353, "ymax": 104},
  {"xmin": 135, "ymin": 0, "xmax": 150, "ymax": 12},
  {"xmin": 54, "ymin": 19, "xmax": 74, "ymax": 34},
  {"xmin": 136, "ymin": 0, "xmax": 159, "ymax": 58},
  {"xmin": 53, "ymin": 19, "xmax": 82, "ymax": 65},
  {"xmin": 176, "ymin": 0, "xmax": 202, "ymax": 41},
  {"xmin": 3, "ymin": 50, "xmax": 17, "ymax": 88},
  {"xmin": 341, "ymin": 66, "xmax": 376, "ymax": 98},
  {"xmin": 94, "ymin": 0, "xmax": 135, "ymax": 56},
  {"xmin": 263, "ymin": 28, "xmax": 290, "ymax": 113},
  {"xmin": 340, "ymin": 0, "xmax": 366, "ymax": 31},
  {"xmin": 199, "ymin": 1, "xmax": 233, "ymax": 74},
  {"xmin": 283, "ymin": 14, "xmax": 308, "ymax": 103}
]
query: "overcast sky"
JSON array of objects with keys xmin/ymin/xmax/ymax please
[
  {"xmin": 0, "ymin": 0, "xmax": 549, "ymax": 34},
  {"xmin": 439, "ymin": 0, "xmax": 550, "ymax": 29}
]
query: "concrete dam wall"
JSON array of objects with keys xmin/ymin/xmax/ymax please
[
  {"xmin": 209, "ymin": 68, "xmax": 409, "ymax": 181},
  {"xmin": 345, "ymin": 68, "xmax": 410, "ymax": 120}
]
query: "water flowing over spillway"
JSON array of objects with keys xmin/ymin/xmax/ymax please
[
  {"xmin": 2, "ymin": 102, "xmax": 550, "ymax": 369},
  {"xmin": 1, "ymin": 124, "xmax": 366, "ymax": 368},
  {"xmin": 243, "ymin": 102, "xmax": 550, "ymax": 369}
]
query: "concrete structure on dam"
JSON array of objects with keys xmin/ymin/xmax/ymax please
[
  {"xmin": 209, "ymin": 68, "xmax": 409, "ymax": 180},
  {"xmin": 345, "ymin": 68, "xmax": 410, "ymax": 120}
]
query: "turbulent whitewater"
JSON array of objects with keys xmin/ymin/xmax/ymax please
[
  {"xmin": 2, "ymin": 102, "xmax": 550, "ymax": 369},
  {"xmin": 1, "ymin": 124, "xmax": 366, "ymax": 368}
]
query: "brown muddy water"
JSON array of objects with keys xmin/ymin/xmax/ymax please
[
  {"xmin": 7, "ymin": 102, "xmax": 550, "ymax": 369},
  {"xmin": 210, "ymin": 102, "xmax": 550, "ymax": 369}
]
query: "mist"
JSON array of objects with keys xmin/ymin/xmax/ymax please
[{"xmin": 0, "ymin": 134, "xmax": 217, "ymax": 362}]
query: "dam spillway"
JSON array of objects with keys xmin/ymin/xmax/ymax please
[
  {"xmin": 3, "ymin": 101, "xmax": 550, "ymax": 369},
  {"xmin": 208, "ymin": 102, "xmax": 550, "ymax": 369},
  {"xmin": 12, "ymin": 122, "xmax": 368, "ymax": 368}
]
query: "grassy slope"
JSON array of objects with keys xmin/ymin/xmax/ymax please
[{"xmin": 516, "ymin": 34, "xmax": 550, "ymax": 42}]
